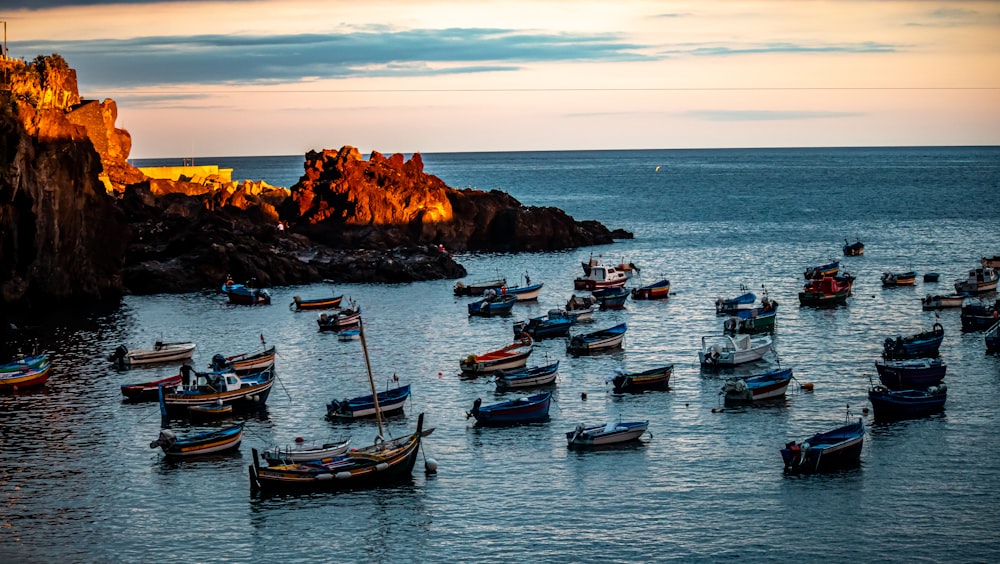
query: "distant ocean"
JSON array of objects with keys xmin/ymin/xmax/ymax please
[{"xmin": 4, "ymin": 147, "xmax": 1000, "ymax": 562}]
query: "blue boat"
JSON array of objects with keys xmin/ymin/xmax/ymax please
[
  {"xmin": 149, "ymin": 423, "xmax": 244, "ymax": 458},
  {"xmin": 804, "ymin": 260, "xmax": 840, "ymax": 280},
  {"xmin": 495, "ymin": 361, "xmax": 560, "ymax": 390},
  {"xmin": 780, "ymin": 418, "xmax": 865, "ymax": 474},
  {"xmin": 506, "ymin": 282, "xmax": 543, "ymax": 301},
  {"xmin": 468, "ymin": 294, "xmax": 517, "ymax": 317},
  {"xmin": 721, "ymin": 367, "xmax": 793, "ymax": 404},
  {"xmin": 715, "ymin": 289, "xmax": 756, "ymax": 315},
  {"xmin": 567, "ymin": 323, "xmax": 627, "ymax": 354},
  {"xmin": 868, "ymin": 384, "xmax": 946, "ymax": 420},
  {"xmin": 882, "ymin": 323, "xmax": 944, "ymax": 360},
  {"xmin": 222, "ymin": 277, "xmax": 271, "ymax": 305},
  {"xmin": 875, "ymin": 358, "xmax": 946, "ymax": 390},
  {"xmin": 466, "ymin": 392, "xmax": 551, "ymax": 425},
  {"xmin": 593, "ymin": 286, "xmax": 629, "ymax": 309},
  {"xmin": 326, "ymin": 383, "xmax": 411, "ymax": 419},
  {"xmin": 631, "ymin": 279, "xmax": 670, "ymax": 300},
  {"xmin": 513, "ymin": 317, "xmax": 573, "ymax": 339},
  {"xmin": 960, "ymin": 299, "xmax": 999, "ymax": 331},
  {"xmin": 0, "ymin": 353, "xmax": 49, "ymax": 373}
]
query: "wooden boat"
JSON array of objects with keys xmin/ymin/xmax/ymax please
[
  {"xmin": 715, "ymin": 288, "xmax": 756, "ymax": 315},
  {"xmin": 982, "ymin": 256, "xmax": 1000, "ymax": 269},
  {"xmin": 573, "ymin": 263, "xmax": 629, "ymax": 291},
  {"xmin": 187, "ymin": 402, "xmax": 234, "ymax": 421},
  {"xmin": 150, "ymin": 423, "xmax": 244, "ymax": 458},
  {"xmin": 721, "ymin": 368, "xmax": 793, "ymax": 405},
  {"xmin": 0, "ymin": 361, "xmax": 52, "ymax": 392},
  {"xmin": 986, "ymin": 320, "xmax": 1000, "ymax": 353},
  {"xmin": 460, "ymin": 337, "xmax": 533, "ymax": 375},
  {"xmin": 780, "ymin": 418, "xmax": 864, "ymax": 474},
  {"xmin": 960, "ymin": 299, "xmax": 999, "ymax": 331},
  {"xmin": 875, "ymin": 358, "xmax": 947, "ymax": 390},
  {"xmin": 843, "ymin": 239, "xmax": 864, "ymax": 256},
  {"xmin": 610, "ymin": 364, "xmax": 672, "ymax": 393},
  {"xmin": 210, "ymin": 345, "xmax": 276, "ymax": 374},
  {"xmin": 868, "ymin": 384, "xmax": 946, "ymax": 420},
  {"xmin": 0, "ymin": 353, "xmax": 48, "ymax": 373},
  {"xmin": 798, "ymin": 276, "xmax": 850, "ymax": 307},
  {"xmin": 549, "ymin": 305, "xmax": 595, "ymax": 323},
  {"xmin": 467, "ymin": 293, "xmax": 517, "ymax": 317},
  {"xmin": 513, "ymin": 316, "xmax": 573, "ymax": 340},
  {"xmin": 882, "ymin": 323, "xmax": 944, "ymax": 360},
  {"xmin": 723, "ymin": 294, "xmax": 778, "ymax": 334},
  {"xmin": 567, "ymin": 323, "xmax": 627, "ymax": 354},
  {"xmin": 954, "ymin": 267, "xmax": 999, "ymax": 294},
  {"xmin": 317, "ymin": 304, "xmax": 362, "ymax": 331},
  {"xmin": 804, "ymin": 260, "xmax": 839, "ymax": 279},
  {"xmin": 290, "ymin": 294, "xmax": 343, "ymax": 311},
  {"xmin": 506, "ymin": 282, "xmax": 543, "ymax": 301},
  {"xmin": 881, "ymin": 271, "xmax": 917, "ymax": 286},
  {"xmin": 453, "ymin": 277, "xmax": 506, "ymax": 296},
  {"xmin": 923, "ymin": 273, "xmax": 940, "ymax": 283},
  {"xmin": 222, "ymin": 278, "xmax": 271, "ymax": 305},
  {"xmin": 120, "ymin": 373, "xmax": 183, "ymax": 402},
  {"xmin": 494, "ymin": 361, "xmax": 559, "ymax": 390},
  {"xmin": 698, "ymin": 334, "xmax": 773, "ymax": 367},
  {"xmin": 326, "ymin": 383, "xmax": 411, "ymax": 419},
  {"xmin": 161, "ymin": 365, "xmax": 274, "ymax": 413},
  {"xmin": 261, "ymin": 438, "xmax": 351, "ymax": 465},
  {"xmin": 109, "ymin": 341, "xmax": 196, "ymax": 369},
  {"xmin": 921, "ymin": 293, "xmax": 965, "ymax": 310},
  {"xmin": 467, "ymin": 392, "xmax": 552, "ymax": 425},
  {"xmin": 566, "ymin": 420, "xmax": 649, "ymax": 448},
  {"xmin": 593, "ymin": 286, "xmax": 629, "ymax": 310},
  {"xmin": 631, "ymin": 278, "xmax": 670, "ymax": 300}
]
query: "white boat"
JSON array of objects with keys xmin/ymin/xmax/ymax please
[
  {"xmin": 954, "ymin": 267, "xmax": 998, "ymax": 294},
  {"xmin": 261, "ymin": 438, "xmax": 351, "ymax": 465},
  {"xmin": 921, "ymin": 293, "xmax": 966, "ymax": 310},
  {"xmin": 566, "ymin": 420, "xmax": 649, "ymax": 448},
  {"xmin": 698, "ymin": 334, "xmax": 773, "ymax": 367},
  {"xmin": 573, "ymin": 263, "xmax": 629, "ymax": 291},
  {"xmin": 109, "ymin": 341, "xmax": 196, "ymax": 368}
]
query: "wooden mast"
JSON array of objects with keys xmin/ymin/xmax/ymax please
[{"xmin": 357, "ymin": 316, "xmax": 384, "ymax": 439}]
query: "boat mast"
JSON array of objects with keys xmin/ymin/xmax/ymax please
[{"xmin": 357, "ymin": 317, "xmax": 384, "ymax": 439}]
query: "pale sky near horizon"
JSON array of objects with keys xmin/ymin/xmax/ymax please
[{"xmin": 5, "ymin": 0, "xmax": 1000, "ymax": 159}]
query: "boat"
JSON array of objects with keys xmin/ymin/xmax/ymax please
[
  {"xmin": 150, "ymin": 423, "xmax": 244, "ymax": 458},
  {"xmin": 921, "ymin": 293, "xmax": 966, "ymax": 310},
  {"xmin": 875, "ymin": 358, "xmax": 947, "ymax": 390},
  {"xmin": 720, "ymin": 368, "xmax": 793, "ymax": 405},
  {"xmin": 804, "ymin": 260, "xmax": 839, "ymax": 279},
  {"xmin": 108, "ymin": 340, "xmax": 196, "ymax": 369},
  {"xmin": 187, "ymin": 402, "xmax": 234, "ymax": 421},
  {"xmin": 983, "ymin": 256, "xmax": 1000, "ymax": 269},
  {"xmin": 337, "ymin": 329, "xmax": 361, "ymax": 341},
  {"xmin": 0, "ymin": 353, "xmax": 48, "ymax": 373},
  {"xmin": 222, "ymin": 277, "xmax": 271, "ymax": 305},
  {"xmin": 494, "ymin": 361, "xmax": 560, "ymax": 390},
  {"xmin": 317, "ymin": 303, "xmax": 362, "ymax": 331},
  {"xmin": 882, "ymin": 323, "xmax": 944, "ymax": 360},
  {"xmin": 592, "ymin": 286, "xmax": 629, "ymax": 310},
  {"xmin": 290, "ymin": 294, "xmax": 343, "ymax": 311},
  {"xmin": 513, "ymin": 316, "xmax": 574, "ymax": 340},
  {"xmin": 505, "ymin": 274, "xmax": 543, "ymax": 301},
  {"xmin": 467, "ymin": 292, "xmax": 517, "ymax": 317},
  {"xmin": 261, "ymin": 438, "xmax": 351, "ymax": 465},
  {"xmin": 715, "ymin": 287, "xmax": 756, "ymax": 316},
  {"xmin": 798, "ymin": 276, "xmax": 851, "ymax": 307},
  {"xmin": 610, "ymin": 364, "xmax": 673, "ymax": 393},
  {"xmin": 923, "ymin": 273, "xmax": 940, "ymax": 283},
  {"xmin": 581, "ymin": 256, "xmax": 640, "ymax": 279},
  {"xmin": 210, "ymin": 344, "xmax": 276, "ymax": 374},
  {"xmin": 631, "ymin": 278, "xmax": 670, "ymax": 300},
  {"xmin": 780, "ymin": 417, "xmax": 864, "ymax": 474},
  {"xmin": 453, "ymin": 277, "xmax": 506, "ymax": 297},
  {"xmin": 566, "ymin": 420, "xmax": 649, "ymax": 448},
  {"xmin": 868, "ymin": 384, "xmax": 946, "ymax": 420},
  {"xmin": 567, "ymin": 323, "xmax": 627, "ymax": 354},
  {"xmin": 986, "ymin": 320, "xmax": 1000, "ymax": 353},
  {"xmin": 723, "ymin": 293, "xmax": 778, "ymax": 334},
  {"xmin": 460, "ymin": 336, "xmax": 533, "ymax": 375},
  {"xmin": 160, "ymin": 365, "xmax": 275, "ymax": 414},
  {"xmin": 960, "ymin": 299, "xmax": 999, "ymax": 331},
  {"xmin": 0, "ymin": 361, "xmax": 52, "ymax": 392},
  {"xmin": 698, "ymin": 334, "xmax": 773, "ymax": 367},
  {"xmin": 120, "ymin": 373, "xmax": 183, "ymax": 402},
  {"xmin": 573, "ymin": 263, "xmax": 629, "ymax": 291},
  {"xmin": 466, "ymin": 392, "xmax": 552, "ymax": 426},
  {"xmin": 881, "ymin": 271, "xmax": 917, "ymax": 286},
  {"xmin": 326, "ymin": 383, "xmax": 411, "ymax": 419},
  {"xmin": 549, "ymin": 305, "xmax": 595, "ymax": 324},
  {"xmin": 249, "ymin": 319, "xmax": 434, "ymax": 494},
  {"xmin": 954, "ymin": 267, "xmax": 999, "ymax": 294},
  {"xmin": 843, "ymin": 239, "xmax": 864, "ymax": 256}
]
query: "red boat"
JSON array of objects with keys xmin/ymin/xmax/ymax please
[
  {"xmin": 0, "ymin": 362, "xmax": 52, "ymax": 392},
  {"xmin": 798, "ymin": 276, "xmax": 851, "ymax": 307},
  {"xmin": 120, "ymin": 373, "xmax": 183, "ymax": 402}
]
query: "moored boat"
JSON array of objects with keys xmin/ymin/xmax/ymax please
[
  {"xmin": 150, "ymin": 423, "xmax": 244, "ymax": 458},
  {"xmin": 780, "ymin": 418, "xmax": 864, "ymax": 474},
  {"xmin": 108, "ymin": 341, "xmax": 196, "ymax": 369},
  {"xmin": 0, "ymin": 361, "xmax": 52, "ymax": 392},
  {"xmin": 506, "ymin": 281, "xmax": 543, "ymax": 301},
  {"xmin": 798, "ymin": 276, "xmax": 850, "ymax": 307},
  {"xmin": 921, "ymin": 293, "xmax": 966, "ymax": 310},
  {"xmin": 882, "ymin": 323, "xmax": 944, "ymax": 360},
  {"xmin": 210, "ymin": 345, "xmax": 276, "ymax": 374},
  {"xmin": 875, "ymin": 358, "xmax": 947, "ymax": 390},
  {"xmin": 513, "ymin": 316, "xmax": 574, "ymax": 340},
  {"xmin": 0, "ymin": 353, "xmax": 49, "ymax": 373},
  {"xmin": 954, "ymin": 267, "xmax": 999, "ymax": 294},
  {"xmin": 161, "ymin": 365, "xmax": 274, "ymax": 414},
  {"xmin": 566, "ymin": 420, "xmax": 649, "ymax": 448},
  {"xmin": 804, "ymin": 260, "xmax": 839, "ymax": 279},
  {"xmin": 843, "ymin": 239, "xmax": 864, "ymax": 256},
  {"xmin": 881, "ymin": 270, "xmax": 917, "ymax": 286},
  {"xmin": 567, "ymin": 323, "xmax": 627, "ymax": 354},
  {"xmin": 610, "ymin": 364, "xmax": 672, "ymax": 393},
  {"xmin": 698, "ymin": 334, "xmax": 773, "ymax": 367},
  {"xmin": 326, "ymin": 383, "xmax": 411, "ymax": 420},
  {"xmin": 715, "ymin": 287, "xmax": 756, "ymax": 316},
  {"xmin": 960, "ymin": 299, "xmax": 999, "ymax": 331},
  {"xmin": 723, "ymin": 293, "xmax": 778, "ymax": 334},
  {"xmin": 868, "ymin": 384, "xmax": 946, "ymax": 420},
  {"xmin": 261, "ymin": 438, "xmax": 351, "ymax": 465},
  {"xmin": 317, "ymin": 303, "xmax": 362, "ymax": 331},
  {"xmin": 120, "ymin": 373, "xmax": 183, "ymax": 402},
  {"xmin": 467, "ymin": 292, "xmax": 517, "ymax": 317},
  {"xmin": 592, "ymin": 286, "xmax": 629, "ymax": 310},
  {"xmin": 631, "ymin": 278, "xmax": 670, "ymax": 300},
  {"xmin": 494, "ymin": 361, "xmax": 560, "ymax": 390},
  {"xmin": 454, "ymin": 277, "xmax": 506, "ymax": 297},
  {"xmin": 721, "ymin": 368, "xmax": 793, "ymax": 404},
  {"xmin": 573, "ymin": 263, "xmax": 629, "ymax": 291},
  {"xmin": 467, "ymin": 392, "xmax": 552, "ymax": 425},
  {"xmin": 460, "ymin": 337, "xmax": 533, "ymax": 375},
  {"xmin": 290, "ymin": 294, "xmax": 343, "ymax": 311},
  {"xmin": 222, "ymin": 277, "xmax": 271, "ymax": 305},
  {"xmin": 923, "ymin": 273, "xmax": 940, "ymax": 283},
  {"xmin": 549, "ymin": 305, "xmax": 595, "ymax": 324}
]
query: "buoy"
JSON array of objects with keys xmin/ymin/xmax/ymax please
[
  {"xmin": 425, "ymin": 458, "xmax": 438, "ymax": 474},
  {"xmin": 295, "ymin": 437, "xmax": 304, "ymax": 443},
  {"xmin": 581, "ymin": 391, "xmax": 587, "ymax": 400},
  {"xmin": 438, "ymin": 371, "xmax": 443, "ymax": 376},
  {"xmin": 802, "ymin": 382, "xmax": 814, "ymax": 391},
  {"xmin": 685, "ymin": 403, "xmax": 689, "ymax": 407}
]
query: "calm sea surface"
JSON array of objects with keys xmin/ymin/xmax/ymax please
[{"xmin": 4, "ymin": 147, "xmax": 1000, "ymax": 562}]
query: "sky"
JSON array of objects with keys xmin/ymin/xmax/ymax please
[{"xmin": 4, "ymin": 0, "xmax": 1000, "ymax": 158}]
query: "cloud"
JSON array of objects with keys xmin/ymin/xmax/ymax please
[
  {"xmin": 684, "ymin": 110, "xmax": 865, "ymax": 121},
  {"xmin": 676, "ymin": 41, "xmax": 898, "ymax": 56}
]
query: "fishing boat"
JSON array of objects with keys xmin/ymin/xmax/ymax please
[
  {"xmin": 923, "ymin": 273, "xmax": 940, "ymax": 283},
  {"xmin": 780, "ymin": 417, "xmax": 864, "ymax": 474},
  {"xmin": 505, "ymin": 275, "xmax": 543, "ymax": 301},
  {"xmin": 983, "ymin": 256, "xmax": 1000, "ymax": 269},
  {"xmin": 954, "ymin": 267, "xmax": 999, "ymax": 294},
  {"xmin": 573, "ymin": 263, "xmax": 629, "ymax": 291},
  {"xmin": 317, "ymin": 303, "xmax": 362, "ymax": 331},
  {"xmin": 882, "ymin": 323, "xmax": 944, "ymax": 360},
  {"xmin": 567, "ymin": 323, "xmax": 627, "ymax": 354},
  {"xmin": 108, "ymin": 340, "xmax": 196, "ymax": 369},
  {"xmin": 960, "ymin": 299, "xmax": 999, "ymax": 331},
  {"xmin": 610, "ymin": 364, "xmax": 672, "ymax": 393},
  {"xmin": 875, "ymin": 358, "xmax": 947, "ymax": 390},
  {"xmin": 698, "ymin": 334, "xmax": 773, "ymax": 367},
  {"xmin": 986, "ymin": 320, "xmax": 1000, "ymax": 353},
  {"xmin": 494, "ymin": 361, "xmax": 560, "ymax": 390},
  {"xmin": 290, "ymin": 294, "xmax": 343, "ymax": 311},
  {"xmin": 460, "ymin": 336, "xmax": 533, "ymax": 375},
  {"xmin": 150, "ymin": 423, "xmax": 244, "ymax": 458},
  {"xmin": 222, "ymin": 277, "xmax": 271, "ymax": 305},
  {"xmin": 0, "ymin": 353, "xmax": 48, "ymax": 373},
  {"xmin": 249, "ymin": 319, "xmax": 434, "ymax": 494},
  {"xmin": 0, "ymin": 361, "xmax": 52, "ymax": 392},
  {"xmin": 261, "ymin": 438, "xmax": 351, "ymax": 465},
  {"xmin": 868, "ymin": 384, "xmax": 946, "ymax": 420},
  {"xmin": 210, "ymin": 344, "xmax": 276, "ymax": 374},
  {"xmin": 723, "ymin": 293, "xmax": 778, "ymax": 334},
  {"xmin": 720, "ymin": 368, "xmax": 793, "ymax": 405},
  {"xmin": 120, "ymin": 373, "xmax": 183, "ymax": 402},
  {"xmin": 804, "ymin": 260, "xmax": 839, "ymax": 279},
  {"xmin": 592, "ymin": 286, "xmax": 629, "ymax": 310},
  {"xmin": 161, "ymin": 365, "xmax": 274, "ymax": 414},
  {"xmin": 798, "ymin": 276, "xmax": 851, "ymax": 307},
  {"xmin": 467, "ymin": 292, "xmax": 517, "ymax": 317},
  {"xmin": 453, "ymin": 277, "xmax": 506, "ymax": 297},
  {"xmin": 466, "ymin": 392, "xmax": 552, "ymax": 426},
  {"xmin": 715, "ymin": 287, "xmax": 756, "ymax": 316},
  {"xmin": 566, "ymin": 420, "xmax": 649, "ymax": 448},
  {"xmin": 187, "ymin": 402, "xmax": 234, "ymax": 421},
  {"xmin": 326, "ymin": 382, "xmax": 411, "ymax": 419},
  {"xmin": 881, "ymin": 271, "xmax": 917, "ymax": 286},
  {"xmin": 631, "ymin": 278, "xmax": 670, "ymax": 300},
  {"xmin": 921, "ymin": 294, "xmax": 966, "ymax": 310},
  {"xmin": 513, "ymin": 316, "xmax": 574, "ymax": 340},
  {"xmin": 843, "ymin": 239, "xmax": 864, "ymax": 256},
  {"xmin": 549, "ymin": 305, "xmax": 595, "ymax": 324}
]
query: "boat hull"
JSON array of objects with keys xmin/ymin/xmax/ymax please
[
  {"xmin": 566, "ymin": 421, "xmax": 648, "ymax": 447},
  {"xmin": 869, "ymin": 386, "xmax": 946, "ymax": 420},
  {"xmin": 875, "ymin": 359, "xmax": 946, "ymax": 390},
  {"xmin": 0, "ymin": 363, "xmax": 52, "ymax": 391},
  {"xmin": 469, "ymin": 393, "xmax": 551, "ymax": 425},
  {"xmin": 495, "ymin": 362, "xmax": 559, "ymax": 390},
  {"xmin": 781, "ymin": 419, "xmax": 864, "ymax": 474},
  {"xmin": 611, "ymin": 365, "xmax": 672, "ymax": 393}
]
